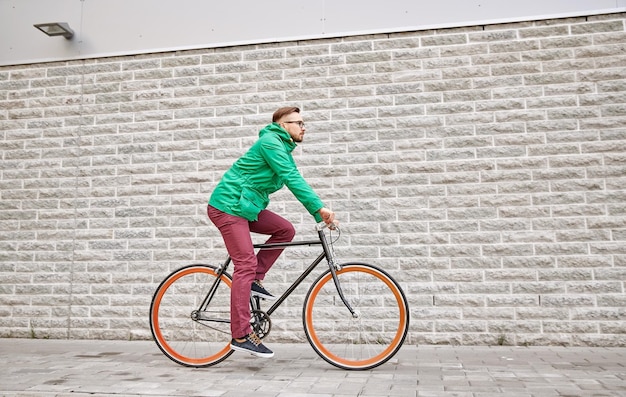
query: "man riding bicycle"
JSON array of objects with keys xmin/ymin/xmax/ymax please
[{"xmin": 207, "ymin": 107, "xmax": 336, "ymax": 358}]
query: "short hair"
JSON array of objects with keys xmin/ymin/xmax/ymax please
[{"xmin": 272, "ymin": 107, "xmax": 300, "ymax": 122}]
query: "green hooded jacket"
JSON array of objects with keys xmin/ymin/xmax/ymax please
[{"xmin": 209, "ymin": 122, "xmax": 324, "ymax": 222}]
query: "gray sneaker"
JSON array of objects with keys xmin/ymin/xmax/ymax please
[{"xmin": 230, "ymin": 332, "xmax": 274, "ymax": 358}]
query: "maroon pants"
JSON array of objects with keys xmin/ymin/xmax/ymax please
[{"xmin": 207, "ymin": 205, "xmax": 295, "ymax": 338}]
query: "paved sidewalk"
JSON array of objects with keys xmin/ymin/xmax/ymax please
[{"xmin": 0, "ymin": 339, "xmax": 624, "ymax": 397}]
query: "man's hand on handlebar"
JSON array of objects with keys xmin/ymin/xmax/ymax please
[{"xmin": 318, "ymin": 207, "xmax": 338, "ymax": 230}]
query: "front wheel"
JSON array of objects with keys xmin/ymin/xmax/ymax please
[
  {"xmin": 149, "ymin": 264, "xmax": 233, "ymax": 367},
  {"xmin": 303, "ymin": 263, "xmax": 410, "ymax": 370}
]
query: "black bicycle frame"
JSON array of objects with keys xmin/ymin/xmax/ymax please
[{"xmin": 198, "ymin": 228, "xmax": 356, "ymax": 319}]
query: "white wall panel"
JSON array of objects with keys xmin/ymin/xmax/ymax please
[{"xmin": 1, "ymin": 0, "xmax": 625, "ymax": 66}]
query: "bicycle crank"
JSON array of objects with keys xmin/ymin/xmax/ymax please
[{"xmin": 250, "ymin": 310, "xmax": 271, "ymax": 339}]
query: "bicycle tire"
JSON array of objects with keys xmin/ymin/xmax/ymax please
[
  {"xmin": 149, "ymin": 264, "xmax": 234, "ymax": 367},
  {"xmin": 303, "ymin": 263, "xmax": 410, "ymax": 370}
]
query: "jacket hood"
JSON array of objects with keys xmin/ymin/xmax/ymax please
[{"xmin": 259, "ymin": 123, "xmax": 297, "ymax": 151}]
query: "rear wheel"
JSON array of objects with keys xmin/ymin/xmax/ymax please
[
  {"xmin": 303, "ymin": 263, "xmax": 410, "ymax": 370},
  {"xmin": 149, "ymin": 264, "xmax": 233, "ymax": 367}
]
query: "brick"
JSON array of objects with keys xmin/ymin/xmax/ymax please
[
  {"xmin": 519, "ymin": 25, "xmax": 569, "ymax": 38},
  {"xmin": 421, "ymin": 34, "xmax": 467, "ymax": 47},
  {"xmin": 570, "ymin": 20, "xmax": 625, "ymax": 34}
]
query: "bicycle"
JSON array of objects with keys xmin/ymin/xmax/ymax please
[{"xmin": 149, "ymin": 223, "xmax": 410, "ymax": 370}]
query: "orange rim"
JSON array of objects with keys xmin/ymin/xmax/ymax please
[
  {"xmin": 304, "ymin": 265, "xmax": 407, "ymax": 368},
  {"xmin": 151, "ymin": 266, "xmax": 232, "ymax": 366}
]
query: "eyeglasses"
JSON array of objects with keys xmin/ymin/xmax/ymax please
[{"xmin": 283, "ymin": 121, "xmax": 305, "ymax": 128}]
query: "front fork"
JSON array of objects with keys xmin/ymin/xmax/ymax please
[{"xmin": 316, "ymin": 225, "xmax": 359, "ymax": 319}]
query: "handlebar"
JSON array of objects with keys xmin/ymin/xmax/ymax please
[{"xmin": 315, "ymin": 221, "xmax": 339, "ymax": 232}]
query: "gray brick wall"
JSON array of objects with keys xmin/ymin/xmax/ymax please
[{"xmin": 1, "ymin": 13, "xmax": 625, "ymax": 346}]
